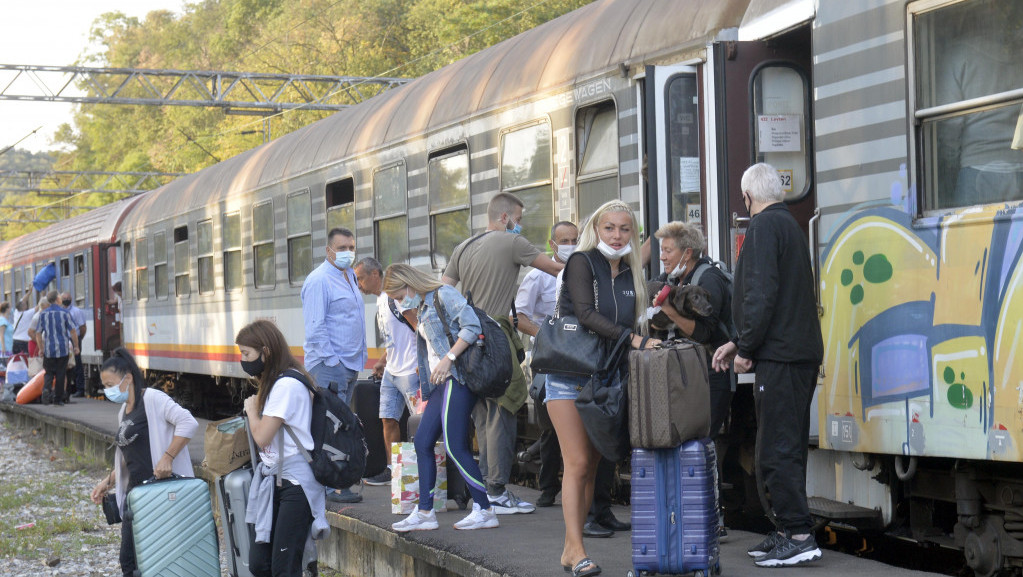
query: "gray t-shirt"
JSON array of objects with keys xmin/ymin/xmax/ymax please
[{"xmin": 444, "ymin": 232, "xmax": 540, "ymax": 319}]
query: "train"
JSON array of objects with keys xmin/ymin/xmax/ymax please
[{"xmin": 2, "ymin": 0, "xmax": 1022, "ymax": 574}]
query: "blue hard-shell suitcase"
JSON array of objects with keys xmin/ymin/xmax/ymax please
[
  {"xmin": 629, "ymin": 439, "xmax": 721, "ymax": 577},
  {"xmin": 125, "ymin": 476, "xmax": 220, "ymax": 577}
]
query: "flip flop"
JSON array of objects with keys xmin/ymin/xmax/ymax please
[{"xmin": 571, "ymin": 557, "xmax": 602, "ymax": 577}]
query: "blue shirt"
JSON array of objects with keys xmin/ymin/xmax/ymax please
[
  {"xmin": 300, "ymin": 260, "xmax": 367, "ymax": 372},
  {"xmin": 36, "ymin": 304, "xmax": 77, "ymax": 358}
]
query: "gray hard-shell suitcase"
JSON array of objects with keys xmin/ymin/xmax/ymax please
[
  {"xmin": 628, "ymin": 340, "xmax": 711, "ymax": 448},
  {"xmin": 125, "ymin": 476, "xmax": 220, "ymax": 577}
]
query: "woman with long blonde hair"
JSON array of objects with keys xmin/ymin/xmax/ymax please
[{"xmin": 547, "ymin": 200, "xmax": 659, "ymax": 577}]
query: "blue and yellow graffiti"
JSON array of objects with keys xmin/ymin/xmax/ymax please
[{"xmin": 820, "ymin": 203, "xmax": 1023, "ymax": 461}]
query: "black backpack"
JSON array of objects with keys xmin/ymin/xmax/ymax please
[
  {"xmin": 691, "ymin": 260, "xmax": 737, "ymax": 342},
  {"xmin": 281, "ymin": 368, "xmax": 368, "ymax": 488},
  {"xmin": 432, "ymin": 291, "xmax": 512, "ymax": 398}
]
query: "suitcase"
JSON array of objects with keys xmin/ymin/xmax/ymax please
[
  {"xmin": 629, "ymin": 439, "xmax": 720, "ymax": 577},
  {"xmin": 628, "ymin": 340, "xmax": 711, "ymax": 448},
  {"xmin": 125, "ymin": 476, "xmax": 220, "ymax": 577},
  {"xmin": 350, "ymin": 377, "xmax": 410, "ymax": 478},
  {"xmin": 407, "ymin": 411, "xmax": 471, "ymax": 510}
]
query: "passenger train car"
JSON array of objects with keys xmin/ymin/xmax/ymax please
[{"xmin": 2, "ymin": 0, "xmax": 1022, "ymax": 573}]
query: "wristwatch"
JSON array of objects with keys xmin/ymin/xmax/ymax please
[{"xmin": 446, "ymin": 351, "xmax": 457, "ymax": 362}]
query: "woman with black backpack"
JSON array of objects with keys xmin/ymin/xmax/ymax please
[
  {"xmin": 237, "ymin": 320, "xmax": 329, "ymax": 577},
  {"xmin": 382, "ymin": 263, "xmax": 499, "ymax": 532}
]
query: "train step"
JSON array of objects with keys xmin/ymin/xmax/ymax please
[{"xmin": 809, "ymin": 496, "xmax": 883, "ymax": 529}]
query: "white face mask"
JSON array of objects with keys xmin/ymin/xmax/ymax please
[
  {"xmin": 597, "ymin": 240, "xmax": 632, "ymax": 260},
  {"xmin": 556, "ymin": 244, "xmax": 576, "ymax": 262},
  {"xmin": 667, "ymin": 250, "xmax": 691, "ymax": 279}
]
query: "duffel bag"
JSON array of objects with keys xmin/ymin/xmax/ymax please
[{"xmin": 628, "ymin": 339, "xmax": 710, "ymax": 448}]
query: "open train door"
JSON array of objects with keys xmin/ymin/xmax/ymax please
[{"xmin": 94, "ymin": 244, "xmax": 122, "ymax": 363}]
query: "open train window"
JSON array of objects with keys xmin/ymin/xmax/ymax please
[
  {"xmin": 154, "ymin": 232, "xmax": 168, "ymax": 300},
  {"xmin": 60, "ymin": 258, "xmax": 71, "ymax": 294},
  {"xmin": 136, "ymin": 237, "xmax": 149, "ymax": 301},
  {"xmin": 911, "ymin": 0, "xmax": 1023, "ymax": 212},
  {"xmin": 174, "ymin": 226, "xmax": 190, "ymax": 297},
  {"xmin": 501, "ymin": 121, "xmax": 553, "ymax": 248},
  {"xmin": 428, "ymin": 147, "xmax": 470, "ymax": 269},
  {"xmin": 122, "ymin": 242, "xmax": 132, "ymax": 304},
  {"xmin": 252, "ymin": 200, "xmax": 276, "ymax": 289},
  {"xmin": 197, "ymin": 219, "xmax": 214, "ymax": 295},
  {"xmin": 373, "ymin": 163, "xmax": 409, "ymax": 266},
  {"xmin": 326, "ymin": 178, "xmax": 355, "ymax": 234},
  {"xmin": 223, "ymin": 212, "xmax": 242, "ymax": 291},
  {"xmin": 74, "ymin": 254, "xmax": 86, "ymax": 307},
  {"xmin": 287, "ymin": 189, "xmax": 312, "ymax": 284},
  {"xmin": 577, "ymin": 101, "xmax": 620, "ymax": 220}
]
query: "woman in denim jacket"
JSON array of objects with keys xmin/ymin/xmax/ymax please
[{"xmin": 382, "ymin": 263, "xmax": 499, "ymax": 532}]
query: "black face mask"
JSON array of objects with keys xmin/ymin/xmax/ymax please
[
  {"xmin": 62, "ymin": 299, "xmax": 71, "ymax": 307},
  {"xmin": 240, "ymin": 357, "xmax": 265, "ymax": 377},
  {"xmin": 743, "ymin": 192, "xmax": 752, "ymax": 217}
]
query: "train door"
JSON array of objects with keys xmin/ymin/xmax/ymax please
[{"xmin": 94, "ymin": 244, "xmax": 122, "ymax": 357}]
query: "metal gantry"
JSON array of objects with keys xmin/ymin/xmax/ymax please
[
  {"xmin": 0, "ymin": 170, "xmax": 186, "ymax": 196},
  {"xmin": 0, "ymin": 64, "xmax": 410, "ymax": 113}
]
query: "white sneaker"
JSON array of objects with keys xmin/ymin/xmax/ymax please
[
  {"xmin": 391, "ymin": 509, "xmax": 439, "ymax": 532},
  {"xmin": 488, "ymin": 490, "xmax": 535, "ymax": 514},
  {"xmin": 454, "ymin": 503, "xmax": 499, "ymax": 530}
]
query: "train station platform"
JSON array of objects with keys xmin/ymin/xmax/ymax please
[{"xmin": 2, "ymin": 398, "xmax": 945, "ymax": 577}]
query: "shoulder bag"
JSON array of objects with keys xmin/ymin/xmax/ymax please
[
  {"xmin": 575, "ymin": 331, "xmax": 632, "ymax": 462},
  {"xmin": 530, "ymin": 252, "xmax": 604, "ymax": 376}
]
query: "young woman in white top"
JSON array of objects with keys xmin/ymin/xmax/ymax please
[{"xmin": 238, "ymin": 319, "xmax": 328, "ymax": 577}]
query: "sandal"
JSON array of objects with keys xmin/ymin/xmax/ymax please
[{"xmin": 570, "ymin": 557, "xmax": 602, "ymax": 577}]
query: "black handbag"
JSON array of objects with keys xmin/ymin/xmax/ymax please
[
  {"xmin": 530, "ymin": 253, "xmax": 604, "ymax": 376},
  {"xmin": 102, "ymin": 492, "xmax": 121, "ymax": 524},
  {"xmin": 433, "ymin": 290, "xmax": 513, "ymax": 398},
  {"xmin": 575, "ymin": 332, "xmax": 631, "ymax": 462}
]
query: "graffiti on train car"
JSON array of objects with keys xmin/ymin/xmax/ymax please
[{"xmin": 819, "ymin": 202, "xmax": 1023, "ymax": 462}]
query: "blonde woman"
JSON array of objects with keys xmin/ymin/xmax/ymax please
[
  {"xmin": 382, "ymin": 264, "xmax": 498, "ymax": 532},
  {"xmin": 547, "ymin": 200, "xmax": 659, "ymax": 577}
]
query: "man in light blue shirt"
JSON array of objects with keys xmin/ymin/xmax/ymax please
[{"xmin": 301, "ymin": 227, "xmax": 367, "ymax": 503}]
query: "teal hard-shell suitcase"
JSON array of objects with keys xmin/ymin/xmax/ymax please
[{"xmin": 125, "ymin": 476, "xmax": 220, "ymax": 577}]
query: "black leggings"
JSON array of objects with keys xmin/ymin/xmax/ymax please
[{"xmin": 250, "ymin": 480, "xmax": 313, "ymax": 577}]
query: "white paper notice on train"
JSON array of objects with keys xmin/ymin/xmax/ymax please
[{"xmin": 757, "ymin": 115, "xmax": 801, "ymax": 152}]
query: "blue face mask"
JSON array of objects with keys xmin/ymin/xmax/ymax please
[
  {"xmin": 507, "ymin": 222, "xmax": 522, "ymax": 235},
  {"xmin": 104, "ymin": 375, "xmax": 130, "ymax": 404},
  {"xmin": 331, "ymin": 249, "xmax": 355, "ymax": 270},
  {"xmin": 400, "ymin": 292, "xmax": 422, "ymax": 309}
]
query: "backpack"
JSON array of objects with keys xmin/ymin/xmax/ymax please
[
  {"xmin": 433, "ymin": 291, "xmax": 513, "ymax": 398},
  {"xmin": 281, "ymin": 368, "xmax": 368, "ymax": 488},
  {"xmin": 690, "ymin": 260, "xmax": 737, "ymax": 342}
]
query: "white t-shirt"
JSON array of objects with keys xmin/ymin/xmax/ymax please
[
  {"xmin": 12, "ymin": 308, "xmax": 34, "ymax": 341},
  {"xmin": 375, "ymin": 293, "xmax": 417, "ymax": 376},
  {"xmin": 259, "ymin": 376, "xmax": 314, "ymax": 480}
]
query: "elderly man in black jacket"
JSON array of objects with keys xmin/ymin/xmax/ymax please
[{"xmin": 712, "ymin": 163, "xmax": 824, "ymax": 568}]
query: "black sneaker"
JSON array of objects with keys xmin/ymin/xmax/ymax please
[
  {"xmin": 753, "ymin": 535, "xmax": 822, "ymax": 567},
  {"xmin": 747, "ymin": 531, "xmax": 784, "ymax": 558},
  {"xmin": 536, "ymin": 490, "xmax": 558, "ymax": 508},
  {"xmin": 362, "ymin": 468, "xmax": 391, "ymax": 486}
]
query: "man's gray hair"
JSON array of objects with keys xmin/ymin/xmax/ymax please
[
  {"xmin": 355, "ymin": 257, "xmax": 382, "ymax": 275},
  {"xmin": 741, "ymin": 163, "xmax": 784, "ymax": 204},
  {"xmin": 46, "ymin": 290, "xmax": 59, "ymax": 304}
]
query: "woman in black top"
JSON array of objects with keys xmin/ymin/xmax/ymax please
[{"xmin": 546, "ymin": 200, "xmax": 660, "ymax": 577}]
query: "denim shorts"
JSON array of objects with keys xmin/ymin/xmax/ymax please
[
  {"xmin": 544, "ymin": 373, "xmax": 588, "ymax": 403},
  {"xmin": 379, "ymin": 372, "xmax": 419, "ymax": 419}
]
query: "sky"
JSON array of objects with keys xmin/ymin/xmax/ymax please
[{"xmin": 0, "ymin": 0, "xmax": 184, "ymax": 154}]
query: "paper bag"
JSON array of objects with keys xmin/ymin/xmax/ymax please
[
  {"xmin": 390, "ymin": 442, "xmax": 447, "ymax": 514},
  {"xmin": 202, "ymin": 416, "xmax": 251, "ymax": 476}
]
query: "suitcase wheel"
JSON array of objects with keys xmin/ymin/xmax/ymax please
[
  {"xmin": 626, "ymin": 571, "xmax": 636, "ymax": 577},
  {"xmin": 713, "ymin": 562, "xmax": 722, "ymax": 575}
]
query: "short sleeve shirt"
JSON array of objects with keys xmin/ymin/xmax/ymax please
[
  {"xmin": 444, "ymin": 232, "xmax": 540, "ymax": 318},
  {"xmin": 259, "ymin": 376, "xmax": 314, "ymax": 480},
  {"xmin": 375, "ymin": 293, "xmax": 418, "ymax": 376}
]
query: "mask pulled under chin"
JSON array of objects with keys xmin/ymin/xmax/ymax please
[{"xmin": 597, "ymin": 240, "xmax": 632, "ymax": 260}]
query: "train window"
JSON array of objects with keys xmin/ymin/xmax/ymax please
[
  {"xmin": 136, "ymin": 237, "xmax": 149, "ymax": 300},
  {"xmin": 60, "ymin": 258, "xmax": 71, "ymax": 294},
  {"xmin": 665, "ymin": 74, "xmax": 702, "ymax": 225},
  {"xmin": 74, "ymin": 254, "xmax": 86, "ymax": 307},
  {"xmin": 223, "ymin": 212, "xmax": 242, "ymax": 291},
  {"xmin": 287, "ymin": 190, "xmax": 312, "ymax": 284},
  {"xmin": 197, "ymin": 219, "xmax": 214, "ymax": 295},
  {"xmin": 174, "ymin": 226, "xmax": 190, "ymax": 297},
  {"xmin": 576, "ymin": 101, "xmax": 620, "ymax": 220},
  {"xmin": 252, "ymin": 200, "xmax": 276, "ymax": 289},
  {"xmin": 912, "ymin": 0, "xmax": 1023, "ymax": 211},
  {"xmin": 752, "ymin": 65, "xmax": 811, "ymax": 201},
  {"xmin": 326, "ymin": 178, "xmax": 355, "ymax": 233},
  {"xmin": 373, "ymin": 164, "xmax": 409, "ymax": 266},
  {"xmin": 122, "ymin": 242, "xmax": 132, "ymax": 303},
  {"xmin": 13, "ymin": 268, "xmax": 21, "ymax": 303},
  {"xmin": 428, "ymin": 148, "xmax": 470, "ymax": 269},
  {"xmin": 154, "ymin": 232, "xmax": 168, "ymax": 300},
  {"xmin": 501, "ymin": 122, "xmax": 553, "ymax": 248}
]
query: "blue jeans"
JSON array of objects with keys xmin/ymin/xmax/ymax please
[
  {"xmin": 307, "ymin": 361, "xmax": 359, "ymax": 493},
  {"xmin": 379, "ymin": 372, "xmax": 419, "ymax": 420}
]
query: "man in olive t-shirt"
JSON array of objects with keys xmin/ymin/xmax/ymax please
[{"xmin": 442, "ymin": 192, "xmax": 563, "ymax": 513}]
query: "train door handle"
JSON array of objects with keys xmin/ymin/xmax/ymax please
[{"xmin": 732, "ymin": 212, "xmax": 750, "ymax": 228}]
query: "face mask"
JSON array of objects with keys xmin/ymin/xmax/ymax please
[
  {"xmin": 331, "ymin": 250, "xmax": 355, "ymax": 271},
  {"xmin": 400, "ymin": 292, "xmax": 422, "ymax": 309},
  {"xmin": 743, "ymin": 192, "xmax": 752, "ymax": 216},
  {"xmin": 597, "ymin": 240, "xmax": 632, "ymax": 260},
  {"xmin": 104, "ymin": 375, "xmax": 130, "ymax": 404},
  {"xmin": 241, "ymin": 356, "xmax": 265, "ymax": 377},
  {"xmin": 556, "ymin": 244, "xmax": 576, "ymax": 262},
  {"xmin": 667, "ymin": 250, "xmax": 691, "ymax": 280},
  {"xmin": 506, "ymin": 219, "xmax": 522, "ymax": 235},
  {"xmin": 62, "ymin": 299, "xmax": 71, "ymax": 307}
]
